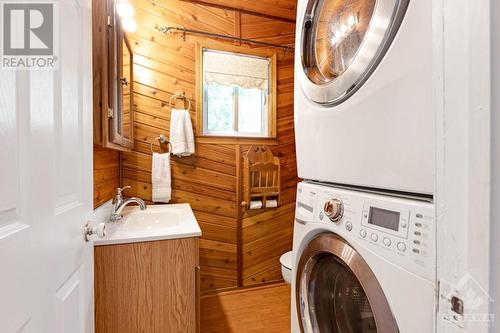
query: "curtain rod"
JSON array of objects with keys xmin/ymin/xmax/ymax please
[{"xmin": 156, "ymin": 26, "xmax": 293, "ymax": 55}]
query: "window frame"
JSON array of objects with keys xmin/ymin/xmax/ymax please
[{"xmin": 196, "ymin": 41, "xmax": 277, "ymax": 144}]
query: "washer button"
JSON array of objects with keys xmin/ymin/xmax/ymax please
[
  {"xmin": 371, "ymin": 233, "xmax": 378, "ymax": 242},
  {"xmin": 345, "ymin": 222, "xmax": 353, "ymax": 232},
  {"xmin": 360, "ymin": 229, "xmax": 367, "ymax": 238},
  {"xmin": 383, "ymin": 237, "xmax": 391, "ymax": 246},
  {"xmin": 397, "ymin": 242, "xmax": 407, "ymax": 252}
]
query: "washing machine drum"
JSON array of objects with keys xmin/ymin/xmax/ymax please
[
  {"xmin": 296, "ymin": 233, "xmax": 398, "ymax": 333},
  {"xmin": 299, "ymin": 0, "xmax": 409, "ymax": 105}
]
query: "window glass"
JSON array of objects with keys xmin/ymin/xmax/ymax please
[
  {"xmin": 206, "ymin": 84, "xmax": 234, "ymax": 133},
  {"xmin": 238, "ymin": 88, "xmax": 264, "ymax": 134}
]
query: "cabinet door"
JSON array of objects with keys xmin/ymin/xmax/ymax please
[
  {"xmin": 107, "ymin": 0, "xmax": 134, "ymax": 149},
  {"xmin": 95, "ymin": 238, "xmax": 198, "ymax": 333}
]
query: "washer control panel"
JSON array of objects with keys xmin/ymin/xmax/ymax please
[{"xmin": 295, "ymin": 182, "xmax": 435, "ymax": 281}]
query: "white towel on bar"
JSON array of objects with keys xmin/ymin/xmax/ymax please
[
  {"xmin": 169, "ymin": 109, "xmax": 195, "ymax": 157},
  {"xmin": 152, "ymin": 152, "xmax": 171, "ymax": 203}
]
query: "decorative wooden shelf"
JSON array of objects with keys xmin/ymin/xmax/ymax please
[{"xmin": 241, "ymin": 145, "xmax": 280, "ymax": 210}]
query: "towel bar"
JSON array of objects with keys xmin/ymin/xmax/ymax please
[{"xmin": 150, "ymin": 134, "xmax": 172, "ymax": 153}]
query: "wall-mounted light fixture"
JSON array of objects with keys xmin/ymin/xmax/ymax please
[
  {"xmin": 116, "ymin": 0, "xmax": 137, "ymax": 32},
  {"xmin": 122, "ymin": 18, "xmax": 137, "ymax": 32}
]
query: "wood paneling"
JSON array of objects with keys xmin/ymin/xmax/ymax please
[
  {"xmin": 178, "ymin": 0, "xmax": 297, "ymax": 22},
  {"xmin": 200, "ymin": 283, "xmax": 291, "ymax": 333},
  {"xmin": 124, "ymin": 0, "xmax": 298, "ymax": 291},
  {"xmin": 95, "ymin": 238, "xmax": 199, "ymax": 333},
  {"xmin": 239, "ymin": 13, "xmax": 299, "ymax": 284},
  {"xmin": 93, "ymin": 145, "xmax": 120, "ymax": 208}
]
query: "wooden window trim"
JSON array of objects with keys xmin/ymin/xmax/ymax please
[{"xmin": 195, "ymin": 41, "xmax": 278, "ymax": 145}]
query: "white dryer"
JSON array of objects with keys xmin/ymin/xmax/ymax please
[
  {"xmin": 294, "ymin": 0, "xmax": 434, "ymax": 195},
  {"xmin": 291, "ymin": 182, "xmax": 436, "ymax": 332}
]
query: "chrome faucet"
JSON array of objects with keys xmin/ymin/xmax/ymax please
[{"xmin": 110, "ymin": 186, "xmax": 147, "ymax": 222}]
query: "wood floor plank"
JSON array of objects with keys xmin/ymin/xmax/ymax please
[{"xmin": 200, "ymin": 283, "xmax": 291, "ymax": 333}]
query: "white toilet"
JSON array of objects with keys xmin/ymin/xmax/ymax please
[{"xmin": 280, "ymin": 251, "xmax": 293, "ymax": 284}]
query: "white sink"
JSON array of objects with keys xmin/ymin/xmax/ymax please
[
  {"xmin": 121, "ymin": 211, "xmax": 180, "ymax": 231},
  {"xmin": 94, "ymin": 204, "xmax": 202, "ymax": 246}
]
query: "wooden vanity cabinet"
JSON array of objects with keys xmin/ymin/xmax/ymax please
[
  {"xmin": 92, "ymin": 0, "xmax": 134, "ymax": 151},
  {"xmin": 94, "ymin": 238, "xmax": 200, "ymax": 333}
]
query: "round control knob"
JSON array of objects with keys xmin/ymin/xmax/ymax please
[
  {"xmin": 323, "ymin": 198, "xmax": 344, "ymax": 223},
  {"xmin": 359, "ymin": 229, "xmax": 367, "ymax": 238},
  {"xmin": 345, "ymin": 222, "xmax": 353, "ymax": 232},
  {"xmin": 397, "ymin": 242, "xmax": 407, "ymax": 252},
  {"xmin": 383, "ymin": 237, "xmax": 391, "ymax": 246},
  {"xmin": 371, "ymin": 233, "xmax": 378, "ymax": 242}
]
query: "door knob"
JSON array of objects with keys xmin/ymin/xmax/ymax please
[{"xmin": 84, "ymin": 222, "xmax": 106, "ymax": 242}]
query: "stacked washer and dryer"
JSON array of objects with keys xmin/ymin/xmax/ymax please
[{"xmin": 291, "ymin": 0, "xmax": 436, "ymax": 332}]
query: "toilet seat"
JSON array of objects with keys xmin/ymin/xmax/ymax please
[{"xmin": 280, "ymin": 251, "xmax": 293, "ymax": 284}]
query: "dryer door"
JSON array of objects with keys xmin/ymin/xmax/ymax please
[
  {"xmin": 299, "ymin": 0, "xmax": 409, "ymax": 105},
  {"xmin": 296, "ymin": 233, "xmax": 398, "ymax": 333}
]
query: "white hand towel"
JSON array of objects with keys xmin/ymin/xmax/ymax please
[
  {"xmin": 170, "ymin": 109, "xmax": 195, "ymax": 157},
  {"xmin": 152, "ymin": 152, "xmax": 171, "ymax": 203}
]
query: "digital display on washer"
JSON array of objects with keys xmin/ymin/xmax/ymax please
[{"xmin": 368, "ymin": 207, "xmax": 400, "ymax": 231}]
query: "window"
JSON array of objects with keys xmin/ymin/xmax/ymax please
[{"xmin": 198, "ymin": 46, "xmax": 277, "ymax": 139}]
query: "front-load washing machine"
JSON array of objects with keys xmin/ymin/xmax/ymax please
[
  {"xmin": 294, "ymin": 0, "xmax": 434, "ymax": 195},
  {"xmin": 291, "ymin": 182, "xmax": 436, "ymax": 332}
]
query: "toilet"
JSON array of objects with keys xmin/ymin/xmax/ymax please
[{"xmin": 280, "ymin": 251, "xmax": 293, "ymax": 284}]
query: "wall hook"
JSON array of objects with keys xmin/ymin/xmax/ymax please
[{"xmin": 182, "ymin": 28, "xmax": 187, "ymax": 42}]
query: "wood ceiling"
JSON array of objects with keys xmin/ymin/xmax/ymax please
[{"xmin": 177, "ymin": 0, "xmax": 298, "ymax": 22}]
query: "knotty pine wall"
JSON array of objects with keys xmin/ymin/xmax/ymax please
[
  {"xmin": 123, "ymin": 0, "xmax": 299, "ymax": 291},
  {"xmin": 94, "ymin": 146, "xmax": 120, "ymax": 208}
]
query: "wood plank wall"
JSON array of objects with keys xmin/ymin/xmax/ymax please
[
  {"xmin": 123, "ymin": 0, "xmax": 299, "ymax": 291},
  {"xmin": 94, "ymin": 145, "xmax": 120, "ymax": 208}
]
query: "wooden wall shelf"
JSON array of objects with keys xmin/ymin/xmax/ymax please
[{"xmin": 241, "ymin": 145, "xmax": 280, "ymax": 210}]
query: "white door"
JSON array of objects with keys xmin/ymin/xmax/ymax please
[
  {"xmin": 0, "ymin": 0, "xmax": 94, "ymax": 332},
  {"xmin": 434, "ymin": 0, "xmax": 492, "ymax": 332}
]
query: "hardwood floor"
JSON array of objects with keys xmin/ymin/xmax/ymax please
[{"xmin": 200, "ymin": 283, "xmax": 291, "ymax": 333}]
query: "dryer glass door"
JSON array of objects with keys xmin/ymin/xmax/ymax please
[
  {"xmin": 300, "ymin": 0, "xmax": 409, "ymax": 105},
  {"xmin": 296, "ymin": 233, "xmax": 398, "ymax": 333}
]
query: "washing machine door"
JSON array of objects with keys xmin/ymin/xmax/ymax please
[
  {"xmin": 299, "ymin": 0, "xmax": 409, "ymax": 105},
  {"xmin": 296, "ymin": 233, "xmax": 398, "ymax": 333}
]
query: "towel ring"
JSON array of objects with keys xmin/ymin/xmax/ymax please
[
  {"xmin": 150, "ymin": 134, "xmax": 172, "ymax": 153},
  {"xmin": 169, "ymin": 92, "xmax": 192, "ymax": 112}
]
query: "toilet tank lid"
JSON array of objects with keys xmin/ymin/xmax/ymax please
[{"xmin": 280, "ymin": 251, "xmax": 293, "ymax": 269}]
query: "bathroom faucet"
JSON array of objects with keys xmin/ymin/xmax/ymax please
[{"xmin": 110, "ymin": 186, "xmax": 147, "ymax": 222}]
